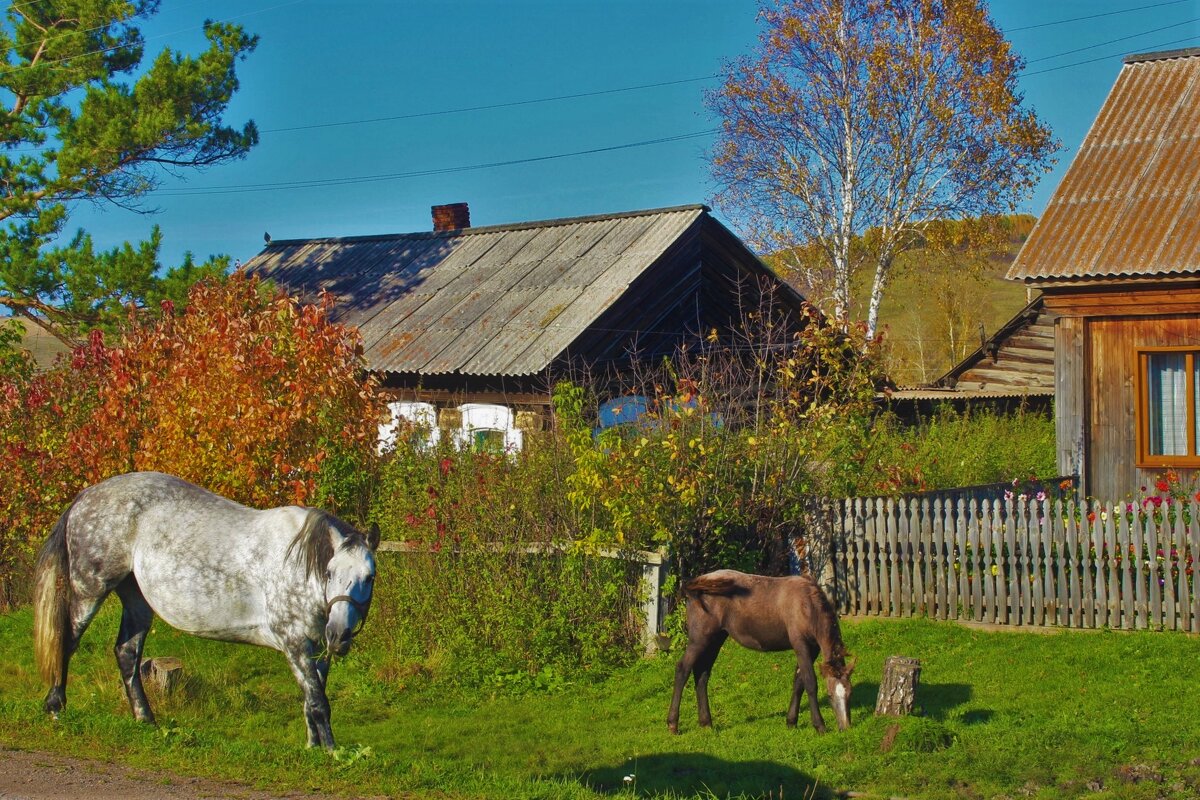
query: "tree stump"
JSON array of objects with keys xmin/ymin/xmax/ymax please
[
  {"xmin": 140, "ymin": 657, "xmax": 184, "ymax": 694},
  {"xmin": 874, "ymin": 655, "xmax": 921, "ymax": 717}
]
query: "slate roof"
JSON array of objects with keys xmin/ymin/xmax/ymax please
[
  {"xmin": 243, "ymin": 205, "xmax": 790, "ymax": 377},
  {"xmin": 1007, "ymin": 48, "xmax": 1200, "ymax": 283}
]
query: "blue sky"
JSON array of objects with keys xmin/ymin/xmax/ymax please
[{"xmin": 65, "ymin": 0, "xmax": 1200, "ymax": 268}]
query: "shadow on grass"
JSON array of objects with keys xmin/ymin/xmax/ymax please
[
  {"xmin": 920, "ymin": 682, "xmax": 972, "ymax": 720},
  {"xmin": 584, "ymin": 752, "xmax": 833, "ymax": 798},
  {"xmin": 960, "ymin": 708, "xmax": 994, "ymax": 725},
  {"xmin": 851, "ymin": 680, "xmax": 878, "ymax": 713}
]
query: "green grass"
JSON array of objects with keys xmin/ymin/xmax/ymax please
[{"xmin": 3, "ymin": 602, "xmax": 1200, "ymax": 799}]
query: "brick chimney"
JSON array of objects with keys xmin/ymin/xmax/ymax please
[{"xmin": 432, "ymin": 202, "xmax": 470, "ymax": 232}]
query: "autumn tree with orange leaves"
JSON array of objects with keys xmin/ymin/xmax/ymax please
[
  {"xmin": 709, "ymin": 0, "xmax": 1057, "ymax": 337},
  {"xmin": 77, "ymin": 273, "xmax": 384, "ymax": 510},
  {"xmin": 0, "ymin": 273, "xmax": 383, "ymax": 605}
]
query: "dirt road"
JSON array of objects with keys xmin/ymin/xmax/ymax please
[{"xmin": 0, "ymin": 749, "xmax": 360, "ymax": 800}]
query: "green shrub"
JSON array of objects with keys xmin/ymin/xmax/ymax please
[
  {"xmin": 366, "ymin": 432, "xmax": 643, "ymax": 687},
  {"xmin": 849, "ymin": 404, "xmax": 1057, "ymax": 496}
]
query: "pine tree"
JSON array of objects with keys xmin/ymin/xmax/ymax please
[{"xmin": 0, "ymin": 1, "xmax": 257, "ymax": 344}]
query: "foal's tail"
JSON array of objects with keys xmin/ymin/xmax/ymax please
[
  {"xmin": 684, "ymin": 574, "xmax": 743, "ymax": 597},
  {"xmin": 33, "ymin": 508, "xmax": 72, "ymax": 689}
]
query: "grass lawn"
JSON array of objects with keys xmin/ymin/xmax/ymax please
[{"xmin": 2, "ymin": 603, "xmax": 1199, "ymax": 799}]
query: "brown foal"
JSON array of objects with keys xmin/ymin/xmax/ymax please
[{"xmin": 667, "ymin": 569, "xmax": 855, "ymax": 734}]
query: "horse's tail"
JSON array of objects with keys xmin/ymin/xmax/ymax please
[
  {"xmin": 684, "ymin": 574, "xmax": 743, "ymax": 597},
  {"xmin": 33, "ymin": 507, "xmax": 72, "ymax": 689}
]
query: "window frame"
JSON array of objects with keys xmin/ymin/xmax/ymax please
[{"xmin": 1135, "ymin": 346, "xmax": 1200, "ymax": 468}]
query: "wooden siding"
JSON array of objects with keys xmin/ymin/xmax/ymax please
[
  {"xmin": 1084, "ymin": 315, "xmax": 1200, "ymax": 498},
  {"xmin": 1055, "ymin": 316, "xmax": 1087, "ymax": 490},
  {"xmin": 1042, "ymin": 284, "xmax": 1200, "ymax": 316}
]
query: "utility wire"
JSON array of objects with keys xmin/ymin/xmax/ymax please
[
  {"xmin": 1024, "ymin": 15, "xmax": 1200, "ymax": 63},
  {"xmin": 263, "ymin": 76, "xmax": 719, "ymax": 134},
  {"xmin": 151, "ymin": 130, "xmax": 718, "ymax": 196},
  {"xmin": 1006, "ymin": 0, "xmax": 1192, "ymax": 32},
  {"xmin": 1021, "ymin": 33, "xmax": 1200, "ymax": 76}
]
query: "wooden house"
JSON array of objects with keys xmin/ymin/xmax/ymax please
[
  {"xmin": 1006, "ymin": 48, "xmax": 1200, "ymax": 499},
  {"xmin": 243, "ymin": 203, "xmax": 807, "ymax": 448},
  {"xmin": 885, "ymin": 295, "xmax": 1056, "ymax": 416}
]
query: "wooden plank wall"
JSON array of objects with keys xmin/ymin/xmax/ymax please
[
  {"xmin": 830, "ymin": 496, "xmax": 1200, "ymax": 630},
  {"xmin": 1055, "ymin": 316, "xmax": 1086, "ymax": 491},
  {"xmin": 1086, "ymin": 315, "xmax": 1200, "ymax": 500}
]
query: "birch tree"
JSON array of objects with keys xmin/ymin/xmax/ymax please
[{"xmin": 708, "ymin": 0, "xmax": 1056, "ymax": 337}]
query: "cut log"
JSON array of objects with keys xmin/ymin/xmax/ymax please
[
  {"xmin": 139, "ymin": 657, "xmax": 184, "ymax": 693},
  {"xmin": 874, "ymin": 655, "xmax": 921, "ymax": 716}
]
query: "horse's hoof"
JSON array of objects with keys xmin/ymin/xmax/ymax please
[
  {"xmin": 667, "ymin": 723, "xmax": 679, "ymax": 735},
  {"xmin": 44, "ymin": 689, "xmax": 65, "ymax": 716}
]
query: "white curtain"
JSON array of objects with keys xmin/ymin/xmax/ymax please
[{"xmin": 1148, "ymin": 353, "xmax": 1188, "ymax": 456}]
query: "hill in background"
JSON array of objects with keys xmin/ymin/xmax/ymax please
[
  {"xmin": 767, "ymin": 215, "xmax": 1036, "ymax": 388},
  {"xmin": 863, "ymin": 214, "xmax": 1036, "ymax": 387}
]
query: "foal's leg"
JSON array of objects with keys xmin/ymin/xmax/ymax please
[
  {"xmin": 44, "ymin": 591, "xmax": 107, "ymax": 716},
  {"xmin": 113, "ymin": 577, "xmax": 156, "ymax": 724},
  {"xmin": 668, "ymin": 641, "xmax": 702, "ymax": 734},
  {"xmin": 283, "ymin": 644, "xmax": 335, "ymax": 749},
  {"xmin": 788, "ymin": 646, "xmax": 826, "ymax": 733},
  {"xmin": 692, "ymin": 632, "xmax": 727, "ymax": 729},
  {"xmin": 668, "ymin": 632, "xmax": 727, "ymax": 733}
]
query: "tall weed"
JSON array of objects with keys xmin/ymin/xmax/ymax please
[
  {"xmin": 852, "ymin": 404, "xmax": 1057, "ymax": 495},
  {"xmin": 368, "ymin": 433, "xmax": 642, "ymax": 687}
]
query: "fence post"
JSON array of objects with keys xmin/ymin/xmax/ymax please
[{"xmin": 640, "ymin": 552, "xmax": 668, "ymax": 654}]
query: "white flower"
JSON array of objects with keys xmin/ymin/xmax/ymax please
[{"xmin": 624, "ymin": 774, "xmax": 635, "ymax": 785}]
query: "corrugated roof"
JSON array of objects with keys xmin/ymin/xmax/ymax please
[
  {"xmin": 1008, "ymin": 48, "xmax": 1200, "ymax": 283},
  {"xmin": 243, "ymin": 205, "xmax": 709, "ymax": 376}
]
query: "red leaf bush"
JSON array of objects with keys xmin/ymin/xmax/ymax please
[{"xmin": 0, "ymin": 273, "xmax": 383, "ymax": 605}]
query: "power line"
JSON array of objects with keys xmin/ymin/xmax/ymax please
[
  {"xmin": 1025, "ymin": 15, "xmax": 1200, "ymax": 63},
  {"xmin": 1006, "ymin": 0, "xmax": 1192, "ymax": 32},
  {"xmin": 263, "ymin": 76, "xmax": 719, "ymax": 134},
  {"xmin": 1021, "ymin": 33, "xmax": 1200, "ymax": 77},
  {"xmin": 151, "ymin": 130, "xmax": 718, "ymax": 197}
]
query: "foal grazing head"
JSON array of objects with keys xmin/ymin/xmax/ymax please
[
  {"xmin": 820, "ymin": 645, "xmax": 856, "ymax": 731},
  {"xmin": 290, "ymin": 511, "xmax": 381, "ymax": 656}
]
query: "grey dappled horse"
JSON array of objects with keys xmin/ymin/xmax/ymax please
[
  {"xmin": 667, "ymin": 569, "xmax": 855, "ymax": 734},
  {"xmin": 32, "ymin": 472, "xmax": 379, "ymax": 749}
]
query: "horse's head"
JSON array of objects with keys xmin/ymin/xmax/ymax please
[
  {"xmin": 821, "ymin": 654, "xmax": 856, "ymax": 731},
  {"xmin": 323, "ymin": 522, "xmax": 380, "ymax": 657}
]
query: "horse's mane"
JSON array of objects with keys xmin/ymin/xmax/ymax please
[
  {"xmin": 797, "ymin": 575, "xmax": 851, "ymax": 668},
  {"xmin": 285, "ymin": 510, "xmax": 366, "ymax": 581}
]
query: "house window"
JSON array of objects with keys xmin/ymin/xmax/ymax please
[
  {"xmin": 457, "ymin": 403, "xmax": 523, "ymax": 453},
  {"xmin": 378, "ymin": 401, "xmax": 440, "ymax": 453},
  {"xmin": 1137, "ymin": 349, "xmax": 1200, "ymax": 466}
]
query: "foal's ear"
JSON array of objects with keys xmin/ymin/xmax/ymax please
[
  {"xmin": 846, "ymin": 656, "xmax": 858, "ymax": 676},
  {"xmin": 366, "ymin": 522, "xmax": 380, "ymax": 551}
]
